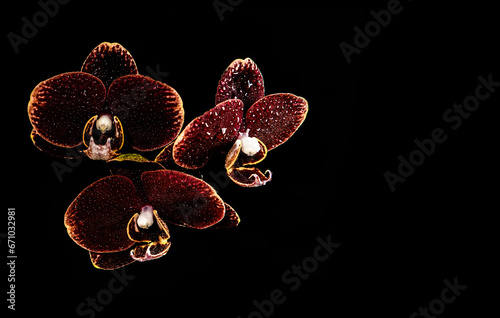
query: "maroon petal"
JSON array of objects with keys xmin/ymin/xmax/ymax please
[
  {"xmin": 173, "ymin": 99, "xmax": 244, "ymax": 169},
  {"xmin": 64, "ymin": 176, "xmax": 142, "ymax": 253},
  {"xmin": 154, "ymin": 142, "xmax": 174, "ymax": 166},
  {"xmin": 28, "ymin": 72, "xmax": 106, "ymax": 148},
  {"xmin": 246, "ymin": 93, "xmax": 308, "ymax": 151},
  {"xmin": 90, "ymin": 250, "xmax": 136, "ymax": 270},
  {"xmin": 81, "ymin": 42, "xmax": 138, "ymax": 88},
  {"xmin": 215, "ymin": 58, "xmax": 265, "ymax": 109},
  {"xmin": 142, "ymin": 170, "xmax": 225, "ymax": 229},
  {"xmin": 213, "ymin": 203, "xmax": 240, "ymax": 228},
  {"xmin": 108, "ymin": 154, "xmax": 165, "ymax": 204},
  {"xmin": 107, "ymin": 75, "xmax": 184, "ymax": 151}
]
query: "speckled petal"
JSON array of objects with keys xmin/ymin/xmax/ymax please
[
  {"xmin": 215, "ymin": 58, "xmax": 265, "ymax": 109},
  {"xmin": 246, "ymin": 93, "xmax": 308, "ymax": 151},
  {"xmin": 64, "ymin": 176, "xmax": 141, "ymax": 253},
  {"xmin": 28, "ymin": 72, "xmax": 106, "ymax": 148},
  {"xmin": 142, "ymin": 170, "xmax": 225, "ymax": 229},
  {"xmin": 90, "ymin": 249, "xmax": 136, "ymax": 270},
  {"xmin": 81, "ymin": 42, "xmax": 138, "ymax": 88},
  {"xmin": 107, "ymin": 75, "xmax": 184, "ymax": 151},
  {"xmin": 154, "ymin": 142, "xmax": 174, "ymax": 166},
  {"xmin": 173, "ymin": 99, "xmax": 244, "ymax": 169},
  {"xmin": 213, "ymin": 203, "xmax": 240, "ymax": 228}
]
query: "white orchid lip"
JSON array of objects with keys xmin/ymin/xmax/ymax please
[{"xmin": 238, "ymin": 129, "xmax": 261, "ymax": 156}]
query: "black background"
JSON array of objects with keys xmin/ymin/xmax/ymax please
[{"xmin": 3, "ymin": 1, "xmax": 498, "ymax": 317}]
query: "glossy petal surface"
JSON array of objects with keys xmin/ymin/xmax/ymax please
[
  {"xmin": 65, "ymin": 176, "xmax": 141, "ymax": 253},
  {"xmin": 81, "ymin": 42, "xmax": 138, "ymax": 88},
  {"xmin": 28, "ymin": 72, "xmax": 106, "ymax": 147},
  {"xmin": 246, "ymin": 93, "xmax": 308, "ymax": 151},
  {"xmin": 90, "ymin": 249, "xmax": 136, "ymax": 270},
  {"xmin": 142, "ymin": 170, "xmax": 225, "ymax": 229},
  {"xmin": 216, "ymin": 58, "xmax": 265, "ymax": 109},
  {"xmin": 107, "ymin": 75, "xmax": 184, "ymax": 151},
  {"xmin": 173, "ymin": 99, "xmax": 244, "ymax": 169}
]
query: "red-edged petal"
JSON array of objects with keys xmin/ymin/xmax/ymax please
[
  {"xmin": 213, "ymin": 203, "xmax": 240, "ymax": 228},
  {"xmin": 142, "ymin": 170, "xmax": 225, "ymax": 229},
  {"xmin": 215, "ymin": 58, "xmax": 265, "ymax": 109},
  {"xmin": 246, "ymin": 93, "xmax": 308, "ymax": 151},
  {"xmin": 64, "ymin": 175, "xmax": 142, "ymax": 253},
  {"xmin": 107, "ymin": 75, "xmax": 184, "ymax": 151},
  {"xmin": 28, "ymin": 72, "xmax": 106, "ymax": 148},
  {"xmin": 81, "ymin": 42, "xmax": 138, "ymax": 88},
  {"xmin": 154, "ymin": 142, "xmax": 174, "ymax": 166},
  {"xmin": 172, "ymin": 99, "xmax": 244, "ymax": 169},
  {"xmin": 90, "ymin": 249, "xmax": 136, "ymax": 270}
]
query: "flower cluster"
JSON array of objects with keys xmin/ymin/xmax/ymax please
[{"xmin": 28, "ymin": 42, "xmax": 308, "ymax": 269}]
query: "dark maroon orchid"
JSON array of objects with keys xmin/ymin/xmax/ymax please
[
  {"xmin": 167, "ymin": 58, "xmax": 308, "ymax": 187},
  {"xmin": 64, "ymin": 162, "xmax": 239, "ymax": 270},
  {"xmin": 28, "ymin": 42, "xmax": 184, "ymax": 160}
]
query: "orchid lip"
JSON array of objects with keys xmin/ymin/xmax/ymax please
[
  {"xmin": 250, "ymin": 170, "xmax": 272, "ymax": 186},
  {"xmin": 84, "ymin": 136, "xmax": 116, "ymax": 160},
  {"xmin": 130, "ymin": 245, "xmax": 153, "ymax": 262}
]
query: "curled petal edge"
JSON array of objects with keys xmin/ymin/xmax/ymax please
[
  {"xmin": 127, "ymin": 209, "xmax": 172, "ymax": 262},
  {"xmin": 225, "ymin": 138, "xmax": 272, "ymax": 187},
  {"xmin": 227, "ymin": 167, "xmax": 272, "ymax": 187}
]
